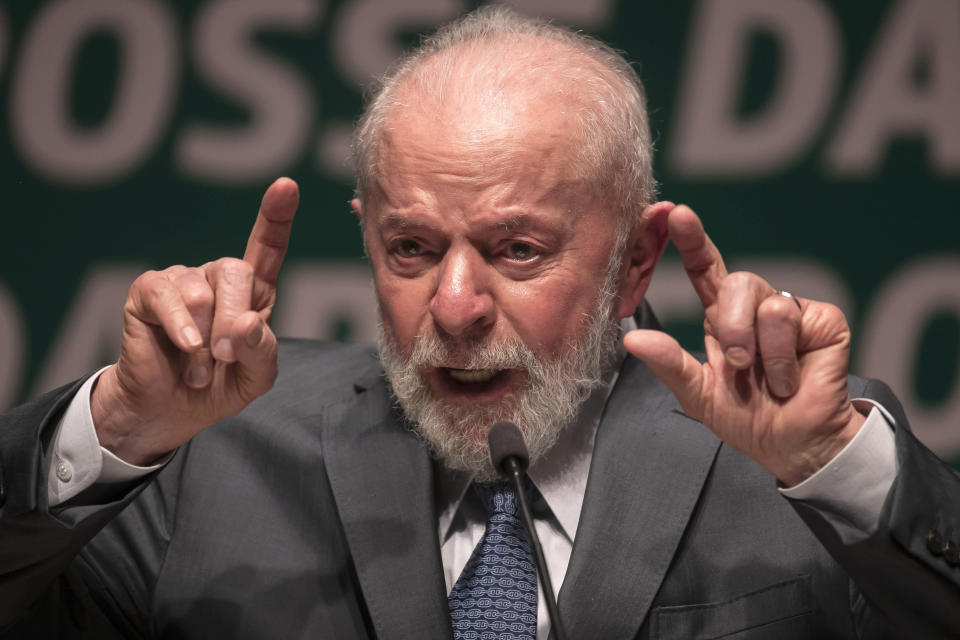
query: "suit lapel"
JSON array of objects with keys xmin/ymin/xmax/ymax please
[
  {"xmin": 321, "ymin": 367, "xmax": 451, "ymax": 639},
  {"xmin": 558, "ymin": 354, "xmax": 721, "ymax": 639}
]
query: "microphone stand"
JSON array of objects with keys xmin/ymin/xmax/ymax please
[{"xmin": 502, "ymin": 457, "xmax": 568, "ymax": 640}]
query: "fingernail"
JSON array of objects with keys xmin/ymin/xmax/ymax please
[
  {"xmin": 245, "ymin": 320, "xmax": 263, "ymax": 348},
  {"xmin": 725, "ymin": 346, "xmax": 751, "ymax": 368},
  {"xmin": 186, "ymin": 365, "xmax": 210, "ymax": 387},
  {"xmin": 778, "ymin": 378, "xmax": 796, "ymax": 397},
  {"xmin": 772, "ymin": 376, "xmax": 797, "ymax": 398},
  {"xmin": 182, "ymin": 326, "xmax": 202, "ymax": 348},
  {"xmin": 213, "ymin": 338, "xmax": 235, "ymax": 362}
]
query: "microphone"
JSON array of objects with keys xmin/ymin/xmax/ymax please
[{"xmin": 488, "ymin": 422, "xmax": 567, "ymax": 640}]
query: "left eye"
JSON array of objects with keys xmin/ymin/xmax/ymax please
[
  {"xmin": 398, "ymin": 239, "xmax": 422, "ymax": 257},
  {"xmin": 506, "ymin": 242, "xmax": 535, "ymax": 260}
]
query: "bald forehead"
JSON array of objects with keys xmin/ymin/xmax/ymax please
[
  {"xmin": 364, "ymin": 34, "xmax": 627, "ymax": 213},
  {"xmin": 387, "ymin": 35, "xmax": 610, "ymax": 143}
]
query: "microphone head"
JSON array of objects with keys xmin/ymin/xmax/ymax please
[{"xmin": 488, "ymin": 421, "xmax": 529, "ymax": 474}]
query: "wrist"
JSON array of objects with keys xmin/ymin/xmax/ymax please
[
  {"xmin": 91, "ymin": 365, "xmax": 169, "ymax": 466},
  {"xmin": 776, "ymin": 407, "xmax": 867, "ymax": 487}
]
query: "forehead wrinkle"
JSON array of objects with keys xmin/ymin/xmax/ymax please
[
  {"xmin": 378, "ymin": 131, "xmax": 572, "ymax": 211},
  {"xmin": 375, "ymin": 132, "xmax": 602, "ymax": 230},
  {"xmin": 370, "ymin": 39, "xmax": 618, "ymax": 227},
  {"xmin": 485, "ymin": 213, "xmax": 556, "ymax": 235},
  {"xmin": 377, "ymin": 128, "xmax": 518, "ymax": 198}
]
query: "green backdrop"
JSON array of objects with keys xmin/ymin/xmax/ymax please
[{"xmin": 2, "ymin": 0, "xmax": 958, "ymax": 462}]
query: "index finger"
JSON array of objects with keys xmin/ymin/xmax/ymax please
[
  {"xmin": 669, "ymin": 204, "xmax": 728, "ymax": 309},
  {"xmin": 243, "ymin": 177, "xmax": 300, "ymax": 285}
]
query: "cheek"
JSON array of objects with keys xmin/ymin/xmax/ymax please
[
  {"xmin": 373, "ymin": 270, "xmax": 433, "ymax": 348},
  {"xmin": 367, "ymin": 233, "xmax": 420, "ymax": 346},
  {"xmin": 498, "ymin": 270, "xmax": 600, "ymax": 353}
]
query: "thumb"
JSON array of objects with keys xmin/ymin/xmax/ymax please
[{"xmin": 623, "ymin": 329, "xmax": 704, "ymax": 414}]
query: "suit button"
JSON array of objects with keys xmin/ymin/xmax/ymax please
[
  {"xmin": 944, "ymin": 543, "xmax": 960, "ymax": 567},
  {"xmin": 928, "ymin": 529, "xmax": 946, "ymax": 556},
  {"xmin": 0, "ymin": 462, "xmax": 5, "ymax": 508}
]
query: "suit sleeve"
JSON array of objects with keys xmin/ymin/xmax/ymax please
[
  {"xmin": 791, "ymin": 378, "xmax": 960, "ymax": 639},
  {"xmin": 0, "ymin": 380, "xmax": 166, "ymax": 637}
]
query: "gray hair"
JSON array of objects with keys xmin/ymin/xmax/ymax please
[{"xmin": 352, "ymin": 5, "xmax": 656, "ymax": 237}]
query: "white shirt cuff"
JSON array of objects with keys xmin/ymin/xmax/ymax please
[
  {"xmin": 780, "ymin": 399, "xmax": 898, "ymax": 541},
  {"xmin": 47, "ymin": 366, "xmax": 172, "ymax": 507}
]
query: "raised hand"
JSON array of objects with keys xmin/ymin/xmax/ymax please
[
  {"xmin": 624, "ymin": 204, "xmax": 865, "ymax": 486},
  {"xmin": 91, "ymin": 178, "xmax": 299, "ymax": 465}
]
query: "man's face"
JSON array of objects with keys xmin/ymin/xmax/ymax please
[{"xmin": 355, "ymin": 90, "xmax": 636, "ymax": 476}]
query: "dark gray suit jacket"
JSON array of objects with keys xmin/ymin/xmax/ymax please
[{"xmin": 1, "ymin": 333, "xmax": 959, "ymax": 638}]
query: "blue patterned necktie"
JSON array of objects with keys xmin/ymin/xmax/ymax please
[{"xmin": 448, "ymin": 482, "xmax": 538, "ymax": 639}]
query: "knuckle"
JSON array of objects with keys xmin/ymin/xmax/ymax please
[
  {"xmin": 806, "ymin": 300, "xmax": 848, "ymax": 331},
  {"xmin": 758, "ymin": 295, "xmax": 796, "ymax": 320},
  {"xmin": 723, "ymin": 271, "xmax": 757, "ymax": 292},
  {"xmin": 218, "ymin": 257, "xmax": 253, "ymax": 280},
  {"xmin": 134, "ymin": 270, "xmax": 161, "ymax": 289},
  {"xmin": 820, "ymin": 302, "xmax": 846, "ymax": 323},
  {"xmin": 180, "ymin": 280, "xmax": 215, "ymax": 310},
  {"xmin": 815, "ymin": 302, "xmax": 852, "ymax": 344},
  {"xmin": 136, "ymin": 271, "xmax": 173, "ymax": 305}
]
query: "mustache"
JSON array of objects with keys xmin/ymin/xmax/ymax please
[{"xmin": 406, "ymin": 331, "xmax": 543, "ymax": 373}]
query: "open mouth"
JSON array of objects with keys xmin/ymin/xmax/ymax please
[
  {"xmin": 447, "ymin": 368, "xmax": 499, "ymax": 383},
  {"xmin": 432, "ymin": 367, "xmax": 518, "ymax": 402}
]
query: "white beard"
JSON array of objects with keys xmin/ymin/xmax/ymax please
[{"xmin": 377, "ymin": 261, "xmax": 623, "ymax": 481}]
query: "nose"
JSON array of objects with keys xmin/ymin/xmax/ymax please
[{"xmin": 429, "ymin": 246, "xmax": 495, "ymax": 337}]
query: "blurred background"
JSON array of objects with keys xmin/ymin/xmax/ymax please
[{"xmin": 1, "ymin": 0, "xmax": 958, "ymax": 463}]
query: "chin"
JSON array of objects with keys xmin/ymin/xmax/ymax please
[{"xmin": 407, "ymin": 392, "xmax": 524, "ymax": 479}]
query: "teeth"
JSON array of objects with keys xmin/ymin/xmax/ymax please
[{"xmin": 448, "ymin": 368, "xmax": 499, "ymax": 383}]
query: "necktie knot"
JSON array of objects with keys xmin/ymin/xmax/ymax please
[{"xmin": 473, "ymin": 482, "xmax": 519, "ymax": 518}]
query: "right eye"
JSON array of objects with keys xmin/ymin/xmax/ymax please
[{"xmin": 398, "ymin": 239, "xmax": 423, "ymax": 257}]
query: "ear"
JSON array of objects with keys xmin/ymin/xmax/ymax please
[{"xmin": 615, "ymin": 201, "xmax": 673, "ymax": 319}]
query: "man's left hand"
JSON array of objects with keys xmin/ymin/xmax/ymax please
[{"xmin": 624, "ymin": 203, "xmax": 866, "ymax": 486}]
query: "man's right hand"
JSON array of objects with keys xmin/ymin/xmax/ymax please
[{"xmin": 91, "ymin": 178, "xmax": 299, "ymax": 465}]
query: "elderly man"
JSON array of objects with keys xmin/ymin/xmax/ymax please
[{"xmin": 1, "ymin": 7, "xmax": 957, "ymax": 639}]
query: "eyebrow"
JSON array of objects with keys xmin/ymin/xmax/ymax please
[
  {"xmin": 379, "ymin": 211, "xmax": 557, "ymax": 235},
  {"xmin": 379, "ymin": 214, "xmax": 436, "ymax": 231},
  {"xmin": 487, "ymin": 214, "xmax": 535, "ymax": 232},
  {"xmin": 379, "ymin": 212, "xmax": 563, "ymax": 241}
]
